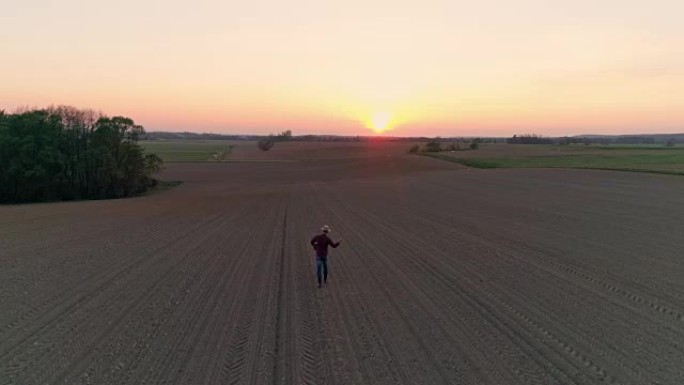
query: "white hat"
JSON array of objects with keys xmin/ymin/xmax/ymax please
[{"xmin": 321, "ymin": 225, "xmax": 330, "ymax": 233}]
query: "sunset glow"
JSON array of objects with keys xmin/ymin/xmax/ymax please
[
  {"xmin": 368, "ymin": 112, "xmax": 393, "ymax": 134},
  {"xmin": 1, "ymin": 0, "xmax": 683, "ymax": 136}
]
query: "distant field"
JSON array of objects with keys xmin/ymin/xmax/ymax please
[
  {"xmin": 141, "ymin": 139, "xmax": 420, "ymax": 162},
  {"xmin": 140, "ymin": 140, "xmax": 240, "ymax": 162},
  {"xmin": 143, "ymin": 140, "xmax": 684, "ymax": 174},
  {"xmin": 427, "ymin": 143, "xmax": 684, "ymax": 174}
]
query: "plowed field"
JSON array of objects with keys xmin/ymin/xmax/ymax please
[{"xmin": 2, "ymin": 154, "xmax": 684, "ymax": 384}]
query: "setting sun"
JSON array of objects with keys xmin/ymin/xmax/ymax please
[{"xmin": 369, "ymin": 112, "xmax": 392, "ymax": 134}]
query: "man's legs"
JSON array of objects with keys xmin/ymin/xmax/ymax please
[
  {"xmin": 316, "ymin": 258, "xmax": 328, "ymax": 288},
  {"xmin": 316, "ymin": 258, "xmax": 323, "ymax": 287}
]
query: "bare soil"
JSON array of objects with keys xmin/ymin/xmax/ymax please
[{"xmin": 2, "ymin": 152, "xmax": 684, "ymax": 384}]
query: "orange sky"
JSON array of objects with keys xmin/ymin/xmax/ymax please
[{"xmin": 2, "ymin": 0, "xmax": 683, "ymax": 136}]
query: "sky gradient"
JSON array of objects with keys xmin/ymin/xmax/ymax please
[{"xmin": 2, "ymin": 0, "xmax": 683, "ymax": 136}]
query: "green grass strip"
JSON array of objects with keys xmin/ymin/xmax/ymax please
[{"xmin": 422, "ymin": 153, "xmax": 684, "ymax": 176}]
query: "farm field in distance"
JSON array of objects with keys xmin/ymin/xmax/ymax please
[
  {"xmin": 2, "ymin": 142, "xmax": 684, "ymax": 384},
  {"xmin": 142, "ymin": 139, "xmax": 684, "ymax": 174},
  {"xmin": 140, "ymin": 140, "xmax": 242, "ymax": 162},
  {"xmin": 428, "ymin": 143, "xmax": 684, "ymax": 174},
  {"xmin": 140, "ymin": 139, "xmax": 421, "ymax": 162}
]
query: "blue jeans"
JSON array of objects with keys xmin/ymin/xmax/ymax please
[{"xmin": 316, "ymin": 257, "xmax": 328, "ymax": 285}]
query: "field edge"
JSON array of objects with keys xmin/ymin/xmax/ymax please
[{"xmin": 421, "ymin": 153, "xmax": 684, "ymax": 176}]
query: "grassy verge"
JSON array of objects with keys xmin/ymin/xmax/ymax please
[
  {"xmin": 424, "ymin": 152, "xmax": 684, "ymax": 176},
  {"xmin": 589, "ymin": 145, "xmax": 683, "ymax": 151},
  {"xmin": 423, "ymin": 155, "xmax": 500, "ymax": 169},
  {"xmin": 140, "ymin": 140, "xmax": 300, "ymax": 163}
]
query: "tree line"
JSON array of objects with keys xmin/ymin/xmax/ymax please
[
  {"xmin": 0, "ymin": 106, "xmax": 162, "ymax": 203},
  {"xmin": 508, "ymin": 134, "xmax": 680, "ymax": 146},
  {"xmin": 409, "ymin": 137, "xmax": 484, "ymax": 153},
  {"xmin": 257, "ymin": 130, "xmax": 292, "ymax": 151},
  {"xmin": 506, "ymin": 134, "xmax": 554, "ymax": 144}
]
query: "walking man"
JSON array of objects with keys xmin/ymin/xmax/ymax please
[{"xmin": 310, "ymin": 225, "xmax": 341, "ymax": 288}]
